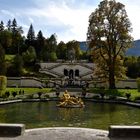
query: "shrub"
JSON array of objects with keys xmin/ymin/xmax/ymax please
[
  {"xmin": 125, "ymin": 93, "xmax": 131, "ymax": 100},
  {"xmin": 12, "ymin": 91, "xmax": 17, "ymax": 97},
  {"xmin": 37, "ymin": 92, "xmax": 42, "ymax": 99},
  {"xmin": 100, "ymin": 92, "xmax": 105, "ymax": 99},
  {"xmin": 5, "ymin": 91, "xmax": 10, "ymax": 98},
  {"xmin": 56, "ymin": 91, "xmax": 60, "ymax": 97}
]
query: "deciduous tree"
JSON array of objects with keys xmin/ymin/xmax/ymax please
[{"xmin": 87, "ymin": 0, "xmax": 133, "ymax": 89}]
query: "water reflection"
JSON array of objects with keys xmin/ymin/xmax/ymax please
[{"xmin": 0, "ymin": 101, "xmax": 140, "ymax": 129}]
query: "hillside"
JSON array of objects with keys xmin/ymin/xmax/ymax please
[
  {"xmin": 80, "ymin": 40, "xmax": 140, "ymax": 56},
  {"xmin": 126, "ymin": 40, "xmax": 140, "ymax": 56},
  {"xmin": 79, "ymin": 41, "xmax": 88, "ymax": 51}
]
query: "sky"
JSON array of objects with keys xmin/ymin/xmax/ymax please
[{"xmin": 0, "ymin": 0, "xmax": 140, "ymax": 43}]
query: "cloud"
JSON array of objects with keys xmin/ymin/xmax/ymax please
[
  {"xmin": 18, "ymin": 1, "xmax": 95, "ymax": 42},
  {"xmin": 28, "ymin": 17, "xmax": 34, "ymax": 23},
  {"xmin": 0, "ymin": 0, "xmax": 140, "ymax": 42},
  {"xmin": 1, "ymin": 9, "xmax": 15, "ymax": 18},
  {"xmin": 118, "ymin": 0, "xmax": 140, "ymax": 40}
]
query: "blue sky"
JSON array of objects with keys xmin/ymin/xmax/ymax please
[{"xmin": 0, "ymin": 0, "xmax": 140, "ymax": 42}]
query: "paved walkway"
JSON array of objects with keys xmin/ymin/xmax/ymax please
[{"xmin": 0, "ymin": 127, "xmax": 109, "ymax": 140}]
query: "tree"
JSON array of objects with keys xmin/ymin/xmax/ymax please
[
  {"xmin": 0, "ymin": 30, "xmax": 12, "ymax": 53},
  {"xmin": 124, "ymin": 56, "xmax": 140, "ymax": 78},
  {"xmin": 11, "ymin": 18, "xmax": 17, "ymax": 34},
  {"xmin": 66, "ymin": 40, "xmax": 80, "ymax": 60},
  {"xmin": 22, "ymin": 46, "xmax": 36, "ymax": 65},
  {"xmin": 0, "ymin": 21, "xmax": 4, "ymax": 32},
  {"xmin": 48, "ymin": 34, "xmax": 57, "ymax": 52},
  {"xmin": 36, "ymin": 30, "xmax": 45, "ymax": 59},
  {"xmin": 0, "ymin": 44, "xmax": 6, "ymax": 75},
  {"xmin": 40, "ymin": 41, "xmax": 50, "ymax": 61},
  {"xmin": 13, "ymin": 54, "xmax": 23, "ymax": 76},
  {"xmin": 26, "ymin": 24, "xmax": 35, "ymax": 47},
  {"xmin": 27, "ymin": 24, "xmax": 35, "ymax": 41},
  {"xmin": 50, "ymin": 51, "xmax": 57, "ymax": 62},
  {"xmin": 42, "ymin": 34, "xmax": 57, "ymax": 61},
  {"xmin": 87, "ymin": 0, "xmax": 133, "ymax": 89},
  {"xmin": 56, "ymin": 41, "xmax": 67, "ymax": 59},
  {"xmin": 6, "ymin": 19, "xmax": 11, "ymax": 31}
]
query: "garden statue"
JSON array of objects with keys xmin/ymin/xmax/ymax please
[{"xmin": 57, "ymin": 90, "xmax": 84, "ymax": 108}]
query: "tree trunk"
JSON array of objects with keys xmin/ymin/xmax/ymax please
[
  {"xmin": 109, "ymin": 74, "xmax": 116, "ymax": 89},
  {"xmin": 109, "ymin": 65, "xmax": 116, "ymax": 89}
]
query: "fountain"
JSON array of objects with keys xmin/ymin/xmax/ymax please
[{"xmin": 57, "ymin": 90, "xmax": 84, "ymax": 108}]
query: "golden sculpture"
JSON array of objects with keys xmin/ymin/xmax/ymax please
[{"xmin": 57, "ymin": 90, "xmax": 84, "ymax": 108}]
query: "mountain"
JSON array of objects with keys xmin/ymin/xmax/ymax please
[
  {"xmin": 79, "ymin": 41, "xmax": 88, "ymax": 51},
  {"xmin": 126, "ymin": 40, "xmax": 140, "ymax": 56},
  {"xmin": 79, "ymin": 40, "xmax": 140, "ymax": 56}
]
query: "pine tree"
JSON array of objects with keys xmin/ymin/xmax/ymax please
[
  {"xmin": 36, "ymin": 30, "xmax": 45, "ymax": 59},
  {"xmin": 0, "ymin": 21, "xmax": 4, "ymax": 32},
  {"xmin": 6, "ymin": 19, "xmax": 11, "ymax": 31},
  {"xmin": 11, "ymin": 18, "xmax": 17, "ymax": 34},
  {"xmin": 27, "ymin": 24, "xmax": 35, "ymax": 41}
]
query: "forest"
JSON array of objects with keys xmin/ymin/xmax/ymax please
[
  {"xmin": 0, "ymin": 18, "xmax": 87, "ymax": 77},
  {"xmin": 0, "ymin": 18, "xmax": 139, "ymax": 79}
]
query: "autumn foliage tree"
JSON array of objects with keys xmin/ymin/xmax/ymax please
[{"xmin": 87, "ymin": 0, "xmax": 133, "ymax": 89}]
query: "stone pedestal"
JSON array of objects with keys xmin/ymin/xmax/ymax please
[
  {"xmin": 109, "ymin": 125, "xmax": 140, "ymax": 138},
  {"xmin": 0, "ymin": 123, "xmax": 25, "ymax": 137}
]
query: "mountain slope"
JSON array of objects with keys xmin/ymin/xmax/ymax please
[
  {"xmin": 126, "ymin": 40, "xmax": 140, "ymax": 56},
  {"xmin": 79, "ymin": 40, "xmax": 140, "ymax": 56}
]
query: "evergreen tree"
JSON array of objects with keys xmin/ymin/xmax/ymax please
[
  {"xmin": 11, "ymin": 18, "xmax": 23, "ymax": 35},
  {"xmin": 6, "ymin": 19, "xmax": 11, "ymax": 31},
  {"xmin": 11, "ymin": 18, "xmax": 17, "ymax": 34},
  {"xmin": 26, "ymin": 24, "xmax": 35, "ymax": 47},
  {"xmin": 10, "ymin": 18, "xmax": 23, "ymax": 54},
  {"xmin": 27, "ymin": 24, "xmax": 35, "ymax": 41},
  {"xmin": 48, "ymin": 34, "xmax": 57, "ymax": 52},
  {"xmin": 0, "ymin": 21, "xmax": 4, "ymax": 32},
  {"xmin": 36, "ymin": 30, "xmax": 45, "ymax": 59}
]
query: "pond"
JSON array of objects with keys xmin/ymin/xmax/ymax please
[{"xmin": 0, "ymin": 101, "xmax": 140, "ymax": 130}]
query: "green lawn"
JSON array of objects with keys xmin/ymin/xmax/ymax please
[
  {"xmin": 6, "ymin": 87, "xmax": 53, "ymax": 95},
  {"xmin": 118, "ymin": 89, "xmax": 140, "ymax": 100},
  {"xmin": 5, "ymin": 55, "xmax": 15, "ymax": 62},
  {"xmin": 89, "ymin": 88, "xmax": 140, "ymax": 101}
]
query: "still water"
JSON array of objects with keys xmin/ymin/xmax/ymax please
[{"xmin": 0, "ymin": 101, "xmax": 140, "ymax": 130}]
